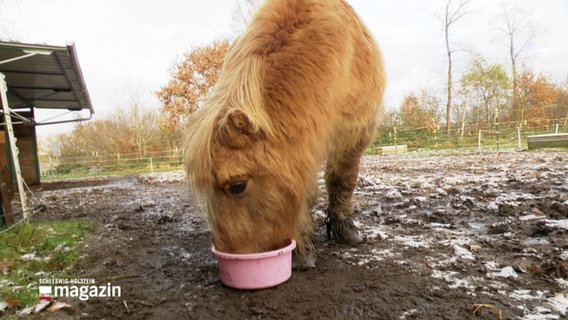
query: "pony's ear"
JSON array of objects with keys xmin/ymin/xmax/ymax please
[{"xmin": 216, "ymin": 108, "xmax": 258, "ymax": 148}]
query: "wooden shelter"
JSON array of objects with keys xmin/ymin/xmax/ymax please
[{"xmin": 0, "ymin": 40, "xmax": 93, "ymax": 224}]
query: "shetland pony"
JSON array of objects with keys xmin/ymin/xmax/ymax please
[{"xmin": 184, "ymin": 0, "xmax": 385, "ymax": 268}]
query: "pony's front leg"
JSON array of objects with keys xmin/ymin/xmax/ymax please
[
  {"xmin": 293, "ymin": 237, "xmax": 316, "ymax": 269},
  {"xmin": 293, "ymin": 187, "xmax": 317, "ymax": 269},
  {"xmin": 324, "ymin": 153, "xmax": 364, "ymax": 245}
]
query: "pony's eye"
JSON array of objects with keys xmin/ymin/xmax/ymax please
[{"xmin": 228, "ymin": 181, "xmax": 247, "ymax": 195}]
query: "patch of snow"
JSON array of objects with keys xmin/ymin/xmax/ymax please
[
  {"xmin": 430, "ymin": 270, "xmax": 475, "ymax": 291},
  {"xmin": 488, "ymin": 266, "xmax": 518, "ymax": 279},
  {"xmin": 359, "ymin": 249, "xmax": 396, "ymax": 265},
  {"xmin": 357, "ymin": 175, "xmax": 379, "ymax": 188},
  {"xmin": 400, "ymin": 308, "xmax": 418, "ymax": 319},
  {"xmin": 139, "ymin": 170, "xmax": 186, "ymax": 183},
  {"xmin": 430, "ymin": 223, "xmax": 452, "ymax": 229},
  {"xmin": 467, "ymin": 221, "xmax": 488, "ymax": 234},
  {"xmin": 393, "ymin": 235, "xmax": 429, "ymax": 248},
  {"xmin": 384, "ymin": 187, "xmax": 403, "ymax": 199},
  {"xmin": 522, "ymin": 293, "xmax": 568, "ymax": 320},
  {"xmin": 548, "ymin": 293, "xmax": 568, "ymax": 316},
  {"xmin": 361, "ymin": 204, "xmax": 382, "ymax": 216},
  {"xmin": 510, "ymin": 289, "xmax": 545, "ymax": 301},
  {"xmin": 439, "ymin": 238, "xmax": 476, "ymax": 260},
  {"xmin": 444, "ymin": 238, "xmax": 474, "ymax": 246},
  {"xmin": 556, "ymin": 278, "xmax": 568, "ymax": 290},
  {"xmin": 546, "ymin": 219, "xmax": 568, "ymax": 230},
  {"xmin": 487, "ymin": 201, "xmax": 499, "ymax": 212},
  {"xmin": 417, "ymin": 179, "xmax": 435, "ymax": 190},
  {"xmin": 523, "ymin": 238, "xmax": 552, "ymax": 246},
  {"xmin": 522, "ymin": 307, "xmax": 561, "ymax": 320},
  {"xmin": 415, "ymin": 196, "xmax": 428, "ymax": 203},
  {"xmin": 360, "ymin": 225, "xmax": 389, "ymax": 240},
  {"xmin": 452, "ymin": 244, "xmax": 476, "ymax": 260},
  {"xmin": 497, "ymin": 192, "xmax": 538, "ymax": 203},
  {"xmin": 520, "ymin": 214, "xmax": 546, "ymax": 221},
  {"xmin": 340, "ymin": 248, "xmax": 397, "ymax": 266}
]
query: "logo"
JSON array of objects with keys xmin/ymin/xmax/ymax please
[
  {"xmin": 38, "ymin": 278, "xmax": 121, "ymax": 301},
  {"xmin": 38, "ymin": 285, "xmax": 53, "ymax": 301}
]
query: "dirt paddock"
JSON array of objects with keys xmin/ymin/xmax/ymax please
[{"xmin": 34, "ymin": 151, "xmax": 567, "ymax": 319}]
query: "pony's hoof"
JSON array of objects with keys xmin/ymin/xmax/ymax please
[
  {"xmin": 293, "ymin": 256, "xmax": 316, "ymax": 270},
  {"xmin": 328, "ymin": 218, "xmax": 362, "ymax": 246},
  {"xmin": 293, "ymin": 244, "xmax": 316, "ymax": 270}
]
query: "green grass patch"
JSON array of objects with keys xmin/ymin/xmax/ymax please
[
  {"xmin": 42, "ymin": 161, "xmax": 184, "ymax": 181},
  {"xmin": 0, "ymin": 220, "xmax": 94, "ymax": 306}
]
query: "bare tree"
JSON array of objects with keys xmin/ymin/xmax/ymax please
[
  {"xmin": 453, "ymin": 86, "xmax": 470, "ymax": 138},
  {"xmin": 441, "ymin": 0, "xmax": 470, "ymax": 137},
  {"xmin": 110, "ymin": 90, "xmax": 161, "ymax": 157},
  {"xmin": 55, "ymin": 84, "xmax": 177, "ymax": 158},
  {"xmin": 497, "ymin": 1, "xmax": 536, "ymax": 125},
  {"xmin": 460, "ymin": 57, "xmax": 509, "ymax": 128}
]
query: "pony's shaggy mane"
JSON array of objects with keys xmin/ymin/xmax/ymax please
[{"xmin": 183, "ymin": 32, "xmax": 274, "ymax": 203}]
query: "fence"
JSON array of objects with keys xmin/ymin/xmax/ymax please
[
  {"xmin": 38, "ymin": 124, "xmax": 567, "ymax": 180},
  {"xmin": 372, "ymin": 123, "xmax": 568, "ymax": 154},
  {"xmin": 39, "ymin": 149, "xmax": 184, "ymax": 179}
]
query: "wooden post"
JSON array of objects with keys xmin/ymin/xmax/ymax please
[
  {"xmin": 0, "ymin": 73, "xmax": 28, "ymax": 218},
  {"xmin": 0, "ymin": 161, "xmax": 14, "ymax": 227},
  {"xmin": 393, "ymin": 126, "xmax": 397, "ymax": 153},
  {"xmin": 478, "ymin": 130, "xmax": 482, "ymax": 153},
  {"xmin": 517, "ymin": 126, "xmax": 521, "ymax": 150}
]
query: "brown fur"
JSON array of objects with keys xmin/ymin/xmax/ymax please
[{"xmin": 184, "ymin": 0, "xmax": 385, "ymax": 264}]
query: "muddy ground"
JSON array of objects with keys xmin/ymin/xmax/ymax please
[{"xmin": 30, "ymin": 151, "xmax": 568, "ymax": 319}]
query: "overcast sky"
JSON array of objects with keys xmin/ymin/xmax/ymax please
[{"xmin": 1, "ymin": 0, "xmax": 567, "ymax": 137}]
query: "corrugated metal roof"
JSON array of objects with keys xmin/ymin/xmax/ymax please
[{"xmin": 0, "ymin": 41, "xmax": 94, "ymax": 115}]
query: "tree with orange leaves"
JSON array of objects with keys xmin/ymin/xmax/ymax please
[
  {"xmin": 157, "ymin": 39, "xmax": 230, "ymax": 129},
  {"xmin": 400, "ymin": 90, "xmax": 441, "ymax": 130},
  {"xmin": 516, "ymin": 71, "xmax": 563, "ymax": 127}
]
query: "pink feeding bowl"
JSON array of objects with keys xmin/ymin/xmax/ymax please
[{"xmin": 211, "ymin": 239, "xmax": 296, "ymax": 290}]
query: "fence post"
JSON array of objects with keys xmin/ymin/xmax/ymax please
[
  {"xmin": 478, "ymin": 130, "xmax": 481, "ymax": 153},
  {"xmin": 393, "ymin": 126, "xmax": 397, "ymax": 153},
  {"xmin": 149, "ymin": 157, "xmax": 153, "ymax": 174},
  {"xmin": 517, "ymin": 126, "xmax": 521, "ymax": 150},
  {"xmin": 555, "ymin": 123, "xmax": 559, "ymax": 134},
  {"xmin": 495, "ymin": 125, "xmax": 500, "ymax": 151}
]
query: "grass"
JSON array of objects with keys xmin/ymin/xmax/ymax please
[
  {"xmin": 41, "ymin": 161, "xmax": 184, "ymax": 181},
  {"xmin": 0, "ymin": 220, "xmax": 94, "ymax": 307}
]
